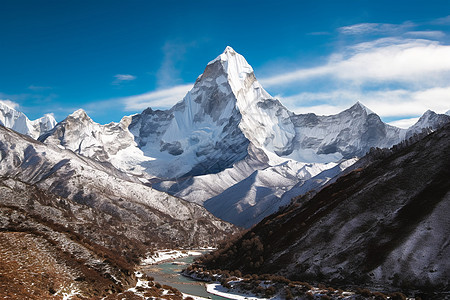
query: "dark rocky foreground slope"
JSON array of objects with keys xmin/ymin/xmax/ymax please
[
  {"xmin": 199, "ymin": 124, "xmax": 450, "ymax": 296},
  {"xmin": 0, "ymin": 125, "xmax": 237, "ymax": 298},
  {"xmin": 0, "ymin": 177, "xmax": 138, "ymax": 298}
]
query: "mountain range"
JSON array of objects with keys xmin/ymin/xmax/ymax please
[
  {"xmin": 0, "ymin": 122, "xmax": 236, "ymax": 298},
  {"xmin": 199, "ymin": 122, "xmax": 450, "ymax": 297},
  {"xmin": 3, "ymin": 46, "xmax": 449, "ymax": 228},
  {"xmin": 1, "ymin": 46, "xmax": 449, "ymax": 298}
]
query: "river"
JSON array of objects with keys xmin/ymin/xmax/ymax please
[{"xmin": 141, "ymin": 255, "xmax": 229, "ymax": 300}]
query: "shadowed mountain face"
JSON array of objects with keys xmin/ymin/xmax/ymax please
[{"xmin": 199, "ymin": 123, "xmax": 450, "ymax": 295}]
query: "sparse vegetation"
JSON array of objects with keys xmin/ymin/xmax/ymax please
[{"xmin": 193, "ymin": 124, "xmax": 450, "ymax": 299}]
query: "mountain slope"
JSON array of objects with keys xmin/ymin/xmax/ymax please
[
  {"xmin": 0, "ymin": 125, "xmax": 237, "ymax": 248},
  {"xmin": 0, "ymin": 102, "xmax": 56, "ymax": 138},
  {"xmin": 199, "ymin": 123, "xmax": 450, "ymax": 295},
  {"xmin": 406, "ymin": 109, "xmax": 450, "ymax": 139},
  {"xmin": 203, "ymin": 160, "xmax": 340, "ymax": 228},
  {"xmin": 0, "ymin": 176, "xmax": 138, "ymax": 298}
]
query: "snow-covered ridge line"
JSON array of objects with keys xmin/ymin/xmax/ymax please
[{"xmin": 0, "ymin": 101, "xmax": 56, "ymax": 138}]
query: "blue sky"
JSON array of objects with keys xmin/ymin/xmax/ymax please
[{"xmin": 1, "ymin": 0, "xmax": 450, "ymax": 127}]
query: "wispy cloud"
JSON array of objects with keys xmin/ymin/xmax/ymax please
[
  {"xmin": 405, "ymin": 30, "xmax": 445, "ymax": 39},
  {"xmin": 388, "ymin": 117, "xmax": 420, "ymax": 129},
  {"xmin": 28, "ymin": 85, "xmax": 52, "ymax": 91},
  {"xmin": 261, "ymin": 65, "xmax": 332, "ymax": 87},
  {"xmin": 157, "ymin": 40, "xmax": 198, "ymax": 88},
  {"xmin": 280, "ymin": 86, "xmax": 450, "ymax": 120},
  {"xmin": 261, "ymin": 38, "xmax": 450, "ymax": 87},
  {"xmin": 121, "ymin": 84, "xmax": 193, "ymax": 111},
  {"xmin": 0, "ymin": 99, "xmax": 20, "ymax": 109},
  {"xmin": 113, "ymin": 74, "xmax": 136, "ymax": 85},
  {"xmin": 432, "ymin": 15, "xmax": 450, "ymax": 25},
  {"xmin": 338, "ymin": 22, "xmax": 414, "ymax": 35},
  {"xmin": 308, "ymin": 31, "xmax": 331, "ymax": 36}
]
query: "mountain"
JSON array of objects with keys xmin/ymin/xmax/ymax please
[
  {"xmin": 127, "ymin": 49, "xmax": 409, "ymax": 175},
  {"xmin": 199, "ymin": 123, "xmax": 450, "ymax": 296},
  {"xmin": 0, "ymin": 102, "xmax": 56, "ymax": 138},
  {"xmin": 42, "ymin": 47, "xmax": 408, "ymax": 178},
  {"xmin": 39, "ymin": 47, "xmax": 450, "ymax": 228},
  {"xmin": 39, "ymin": 109, "xmax": 151, "ymax": 176},
  {"xmin": 0, "ymin": 125, "xmax": 236, "ymax": 247},
  {"xmin": 406, "ymin": 109, "xmax": 450, "ymax": 139},
  {"xmin": 0, "ymin": 122, "xmax": 238, "ymax": 296}
]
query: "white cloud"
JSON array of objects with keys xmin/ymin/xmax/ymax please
[
  {"xmin": 113, "ymin": 74, "xmax": 136, "ymax": 85},
  {"xmin": 28, "ymin": 85, "xmax": 52, "ymax": 91},
  {"xmin": 280, "ymin": 86, "xmax": 450, "ymax": 120},
  {"xmin": 0, "ymin": 99, "xmax": 20, "ymax": 109},
  {"xmin": 157, "ymin": 40, "xmax": 199, "ymax": 88},
  {"xmin": 157, "ymin": 41, "xmax": 185, "ymax": 88},
  {"xmin": 260, "ymin": 65, "xmax": 332, "ymax": 87},
  {"xmin": 388, "ymin": 117, "xmax": 420, "ymax": 129},
  {"xmin": 115, "ymin": 74, "xmax": 136, "ymax": 81},
  {"xmin": 261, "ymin": 38, "xmax": 450, "ymax": 87},
  {"xmin": 405, "ymin": 31, "xmax": 445, "ymax": 39},
  {"xmin": 432, "ymin": 15, "xmax": 450, "ymax": 25},
  {"xmin": 121, "ymin": 84, "xmax": 193, "ymax": 111},
  {"xmin": 338, "ymin": 22, "xmax": 414, "ymax": 35}
]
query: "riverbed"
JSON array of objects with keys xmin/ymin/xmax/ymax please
[{"xmin": 140, "ymin": 255, "xmax": 229, "ymax": 300}]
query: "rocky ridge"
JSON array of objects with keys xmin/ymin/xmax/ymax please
[{"xmin": 198, "ymin": 123, "xmax": 450, "ymax": 297}]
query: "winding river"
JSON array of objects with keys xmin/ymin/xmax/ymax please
[{"xmin": 141, "ymin": 255, "xmax": 228, "ymax": 300}]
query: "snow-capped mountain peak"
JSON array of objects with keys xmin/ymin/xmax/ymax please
[
  {"xmin": 0, "ymin": 101, "xmax": 56, "ymax": 138},
  {"xmin": 352, "ymin": 101, "xmax": 375, "ymax": 115},
  {"xmin": 69, "ymin": 108, "xmax": 91, "ymax": 120},
  {"xmin": 199, "ymin": 47, "xmax": 293, "ymax": 154},
  {"xmin": 415, "ymin": 110, "xmax": 441, "ymax": 127},
  {"xmin": 0, "ymin": 101, "xmax": 16, "ymax": 111},
  {"xmin": 218, "ymin": 46, "xmax": 254, "ymax": 80},
  {"xmin": 33, "ymin": 113, "xmax": 57, "ymax": 135},
  {"xmin": 405, "ymin": 109, "xmax": 450, "ymax": 139},
  {"xmin": 39, "ymin": 113, "xmax": 57, "ymax": 125}
]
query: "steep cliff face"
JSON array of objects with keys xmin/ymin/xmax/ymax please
[{"xmin": 200, "ymin": 124, "xmax": 450, "ymax": 295}]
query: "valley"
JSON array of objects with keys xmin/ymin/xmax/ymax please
[{"xmin": 0, "ymin": 46, "xmax": 449, "ymax": 299}]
